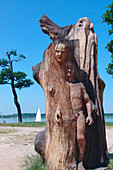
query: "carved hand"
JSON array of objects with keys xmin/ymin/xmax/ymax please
[{"xmin": 86, "ymin": 115, "xmax": 94, "ymax": 125}]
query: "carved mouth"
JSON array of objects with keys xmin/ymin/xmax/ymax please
[
  {"xmin": 57, "ymin": 56, "xmax": 62, "ymax": 60},
  {"xmin": 79, "ymin": 24, "xmax": 83, "ymax": 27},
  {"xmin": 67, "ymin": 72, "xmax": 71, "ymax": 76}
]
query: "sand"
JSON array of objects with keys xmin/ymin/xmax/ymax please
[
  {"xmin": 0, "ymin": 126, "xmax": 44, "ymax": 170},
  {"xmin": 0, "ymin": 126, "xmax": 113, "ymax": 170}
]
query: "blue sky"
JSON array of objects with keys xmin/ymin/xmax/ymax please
[{"xmin": 0, "ymin": 0, "xmax": 113, "ymax": 115}]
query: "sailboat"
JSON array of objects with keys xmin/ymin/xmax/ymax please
[{"xmin": 35, "ymin": 107, "xmax": 41, "ymax": 122}]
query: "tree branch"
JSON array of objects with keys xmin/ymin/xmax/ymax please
[
  {"xmin": 39, "ymin": 14, "xmax": 71, "ymax": 40},
  {"xmin": 12, "ymin": 59, "xmax": 22, "ymax": 62}
]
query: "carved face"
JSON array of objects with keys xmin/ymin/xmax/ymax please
[
  {"xmin": 65, "ymin": 62, "xmax": 75, "ymax": 81},
  {"xmin": 76, "ymin": 17, "xmax": 91, "ymax": 30},
  {"xmin": 55, "ymin": 43, "xmax": 66, "ymax": 63}
]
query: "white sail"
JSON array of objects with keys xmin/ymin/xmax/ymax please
[{"xmin": 35, "ymin": 107, "xmax": 41, "ymax": 122}]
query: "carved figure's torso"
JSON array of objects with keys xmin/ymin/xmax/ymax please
[{"xmin": 69, "ymin": 82, "xmax": 84, "ymax": 114}]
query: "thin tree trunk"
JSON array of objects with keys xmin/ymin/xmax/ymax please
[
  {"xmin": 11, "ymin": 79, "xmax": 22, "ymax": 122},
  {"xmin": 7, "ymin": 52, "xmax": 22, "ymax": 122}
]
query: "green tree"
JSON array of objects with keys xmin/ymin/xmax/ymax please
[
  {"xmin": 0, "ymin": 50, "xmax": 34, "ymax": 122},
  {"xmin": 102, "ymin": 2, "xmax": 113, "ymax": 76}
]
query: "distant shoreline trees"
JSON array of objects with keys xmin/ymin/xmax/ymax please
[
  {"xmin": 102, "ymin": 2, "xmax": 113, "ymax": 77},
  {"xmin": 0, "ymin": 50, "xmax": 34, "ymax": 122}
]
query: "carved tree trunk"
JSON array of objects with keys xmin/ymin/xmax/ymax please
[
  {"xmin": 33, "ymin": 15, "xmax": 108, "ymax": 169},
  {"xmin": 33, "ymin": 42, "xmax": 78, "ymax": 169}
]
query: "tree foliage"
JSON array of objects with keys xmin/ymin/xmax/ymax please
[
  {"xmin": 0, "ymin": 50, "xmax": 34, "ymax": 89},
  {"xmin": 0, "ymin": 58, "xmax": 9, "ymax": 67},
  {"xmin": 102, "ymin": 2, "xmax": 113, "ymax": 77},
  {"xmin": 0, "ymin": 68, "xmax": 12, "ymax": 84},
  {"xmin": 0, "ymin": 50, "xmax": 34, "ymax": 122}
]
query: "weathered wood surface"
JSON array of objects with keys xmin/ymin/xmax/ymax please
[
  {"xmin": 33, "ymin": 15, "xmax": 108, "ymax": 169},
  {"xmin": 39, "ymin": 14, "xmax": 71, "ymax": 41},
  {"xmin": 33, "ymin": 40, "xmax": 78, "ymax": 169}
]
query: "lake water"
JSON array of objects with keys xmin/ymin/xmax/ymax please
[
  {"xmin": 0, "ymin": 117, "xmax": 46, "ymax": 123},
  {"xmin": 0, "ymin": 116, "xmax": 113, "ymax": 123},
  {"xmin": 105, "ymin": 117, "xmax": 113, "ymax": 123}
]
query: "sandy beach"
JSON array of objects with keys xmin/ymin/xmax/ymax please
[
  {"xmin": 0, "ymin": 126, "xmax": 44, "ymax": 170},
  {"xmin": 0, "ymin": 126, "xmax": 113, "ymax": 170}
]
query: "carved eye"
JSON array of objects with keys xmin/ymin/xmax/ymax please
[{"xmin": 80, "ymin": 20, "xmax": 83, "ymax": 23}]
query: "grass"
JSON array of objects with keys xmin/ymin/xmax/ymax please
[
  {"xmin": 109, "ymin": 159, "xmax": 113, "ymax": 169},
  {"xmin": 21, "ymin": 154, "xmax": 46, "ymax": 170},
  {"xmin": 105, "ymin": 122, "xmax": 113, "ymax": 127},
  {"xmin": 0, "ymin": 129, "xmax": 17, "ymax": 134},
  {"xmin": 108, "ymin": 156, "xmax": 113, "ymax": 169},
  {"xmin": 0, "ymin": 122, "xmax": 46, "ymax": 127},
  {"xmin": 22, "ymin": 154, "xmax": 113, "ymax": 170},
  {"xmin": 0, "ymin": 122, "xmax": 112, "ymax": 128}
]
